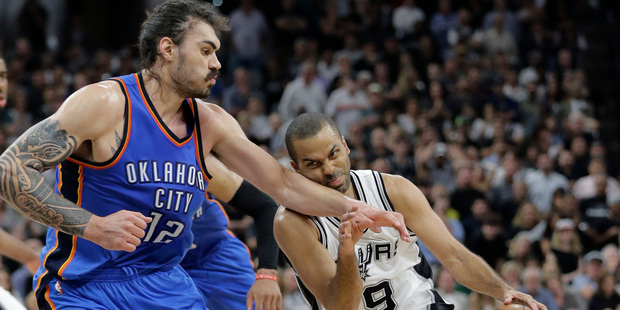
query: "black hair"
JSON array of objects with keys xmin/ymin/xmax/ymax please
[
  {"xmin": 285, "ymin": 113, "xmax": 342, "ymax": 162},
  {"xmin": 138, "ymin": 0, "xmax": 229, "ymax": 70}
]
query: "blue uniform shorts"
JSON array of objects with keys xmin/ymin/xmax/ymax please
[
  {"xmin": 35, "ymin": 265, "xmax": 207, "ymax": 310},
  {"xmin": 185, "ymin": 237, "xmax": 255, "ymax": 310}
]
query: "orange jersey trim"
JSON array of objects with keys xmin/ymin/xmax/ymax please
[
  {"xmin": 66, "ymin": 77, "xmax": 132, "ymax": 170},
  {"xmin": 56, "ymin": 163, "xmax": 63, "ymax": 194},
  {"xmin": 44, "ymin": 285, "xmax": 56, "ymax": 309},
  {"xmin": 57, "ymin": 236, "xmax": 78, "ymax": 279},
  {"xmin": 134, "ymin": 73, "xmax": 194, "ymax": 147}
]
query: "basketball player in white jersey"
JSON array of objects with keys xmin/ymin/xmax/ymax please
[{"xmin": 274, "ymin": 113, "xmax": 547, "ymax": 310}]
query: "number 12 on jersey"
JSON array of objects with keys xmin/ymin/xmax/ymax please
[{"xmin": 143, "ymin": 211, "xmax": 185, "ymax": 243}]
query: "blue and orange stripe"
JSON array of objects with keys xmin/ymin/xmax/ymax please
[{"xmin": 134, "ymin": 73, "xmax": 194, "ymax": 147}]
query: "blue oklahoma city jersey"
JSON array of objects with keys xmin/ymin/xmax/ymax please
[
  {"xmin": 35, "ymin": 72, "xmax": 209, "ymax": 289},
  {"xmin": 181, "ymin": 194, "xmax": 232, "ymax": 269}
]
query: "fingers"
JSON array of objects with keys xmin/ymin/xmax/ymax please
[
  {"xmin": 246, "ymin": 294, "xmax": 254, "ymax": 310},
  {"xmin": 392, "ymin": 213, "xmax": 411, "ymax": 242}
]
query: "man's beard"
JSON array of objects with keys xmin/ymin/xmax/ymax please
[{"xmin": 171, "ymin": 63, "xmax": 219, "ymax": 99}]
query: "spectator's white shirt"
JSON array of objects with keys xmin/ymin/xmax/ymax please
[
  {"xmin": 249, "ymin": 114, "xmax": 272, "ymax": 141},
  {"xmin": 325, "ymin": 87, "xmax": 369, "ymax": 138},
  {"xmin": 0, "ymin": 287, "xmax": 26, "ymax": 310},
  {"xmin": 524, "ymin": 170, "xmax": 569, "ymax": 213},
  {"xmin": 317, "ymin": 60, "xmax": 340, "ymax": 85},
  {"xmin": 436, "ymin": 289, "xmax": 469, "ymax": 310},
  {"xmin": 572, "ymin": 175, "xmax": 620, "ymax": 200},
  {"xmin": 278, "ymin": 79, "xmax": 326, "ymax": 122},
  {"xmin": 397, "ymin": 113, "xmax": 417, "ymax": 137},
  {"xmin": 229, "ymin": 8, "xmax": 268, "ymax": 59},
  {"xmin": 469, "ymin": 118, "xmax": 495, "ymax": 142},
  {"xmin": 392, "ymin": 5, "xmax": 425, "ymax": 38},
  {"xmin": 483, "ymin": 28, "xmax": 518, "ymax": 60}
]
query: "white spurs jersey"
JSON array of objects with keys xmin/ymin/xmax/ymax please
[{"xmin": 293, "ymin": 170, "xmax": 453, "ymax": 310}]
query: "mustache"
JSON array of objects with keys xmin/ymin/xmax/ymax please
[{"xmin": 206, "ymin": 70, "xmax": 220, "ymax": 81}]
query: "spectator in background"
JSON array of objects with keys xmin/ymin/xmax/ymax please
[
  {"xmin": 228, "ymin": 0, "xmax": 269, "ymax": 72},
  {"xmin": 509, "ymin": 202, "xmax": 546, "ymax": 241},
  {"xmin": 483, "ymin": 0, "xmax": 520, "ymax": 40},
  {"xmin": 588, "ymin": 274, "xmax": 620, "ymax": 310},
  {"xmin": 278, "ymin": 61, "xmax": 326, "ymax": 122},
  {"xmin": 573, "ymin": 251, "xmax": 606, "ymax": 301},
  {"xmin": 573, "ymin": 159, "xmax": 620, "ymax": 200},
  {"xmin": 525, "ymin": 153, "xmax": 569, "ymax": 214},
  {"xmin": 482, "ymin": 14, "xmax": 518, "ymax": 62},
  {"xmin": 281, "ymin": 266, "xmax": 311, "ymax": 310},
  {"xmin": 222, "ymin": 67, "xmax": 264, "ymax": 117},
  {"xmin": 392, "ymin": 0, "xmax": 425, "ymax": 40},
  {"xmin": 469, "ymin": 212, "xmax": 508, "ymax": 269},
  {"xmin": 430, "ymin": 0, "xmax": 459, "ymax": 55},
  {"xmin": 435, "ymin": 268, "xmax": 469, "ymax": 310},
  {"xmin": 325, "ymin": 73, "xmax": 369, "ymax": 139},
  {"xmin": 544, "ymin": 274, "xmax": 587, "ymax": 310},
  {"xmin": 450, "ymin": 166, "xmax": 485, "ymax": 220},
  {"xmin": 548, "ymin": 218, "xmax": 582, "ymax": 282},
  {"xmin": 519, "ymin": 266, "xmax": 559, "ymax": 310},
  {"xmin": 17, "ymin": 0, "xmax": 48, "ymax": 54}
]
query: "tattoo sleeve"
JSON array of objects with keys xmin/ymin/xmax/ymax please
[{"xmin": 0, "ymin": 119, "xmax": 92, "ymax": 236}]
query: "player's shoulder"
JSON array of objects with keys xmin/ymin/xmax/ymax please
[
  {"xmin": 274, "ymin": 205, "xmax": 321, "ymax": 242},
  {"xmin": 61, "ymin": 80, "xmax": 126, "ymax": 115},
  {"xmin": 274, "ymin": 206, "xmax": 315, "ymax": 231},
  {"xmin": 376, "ymin": 172, "xmax": 416, "ymax": 198}
]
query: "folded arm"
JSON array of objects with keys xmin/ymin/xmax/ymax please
[{"xmin": 274, "ymin": 207, "xmax": 362, "ymax": 310}]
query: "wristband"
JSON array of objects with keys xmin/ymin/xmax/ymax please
[{"xmin": 255, "ymin": 274, "xmax": 278, "ymax": 281}]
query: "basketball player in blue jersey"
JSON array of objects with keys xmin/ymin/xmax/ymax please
[
  {"xmin": 182, "ymin": 155, "xmax": 281, "ymax": 310},
  {"xmin": 275, "ymin": 113, "xmax": 547, "ymax": 310},
  {"xmin": 0, "ymin": 1, "xmax": 409, "ymax": 309}
]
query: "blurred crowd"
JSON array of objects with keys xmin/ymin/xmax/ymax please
[{"xmin": 1, "ymin": 0, "xmax": 619, "ymax": 309}]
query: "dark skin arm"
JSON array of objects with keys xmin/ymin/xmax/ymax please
[{"xmin": 274, "ymin": 207, "xmax": 363, "ymax": 310}]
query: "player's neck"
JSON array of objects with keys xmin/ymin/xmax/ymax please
[
  {"xmin": 344, "ymin": 184, "xmax": 358, "ymax": 201},
  {"xmin": 141, "ymin": 69, "xmax": 186, "ymax": 122}
]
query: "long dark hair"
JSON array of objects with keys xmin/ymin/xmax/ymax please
[{"xmin": 138, "ymin": 0, "xmax": 229, "ymax": 70}]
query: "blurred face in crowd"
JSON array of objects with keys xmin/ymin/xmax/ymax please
[
  {"xmin": 557, "ymin": 149, "xmax": 574, "ymax": 170},
  {"xmin": 523, "ymin": 269, "xmax": 541, "ymax": 294},
  {"xmin": 169, "ymin": 21, "xmax": 221, "ymax": 99},
  {"xmin": 588, "ymin": 160, "xmax": 605, "ymax": 175},
  {"xmin": 436, "ymin": 269, "xmax": 456, "ymax": 292},
  {"xmin": 570, "ymin": 136, "xmax": 587, "ymax": 157},
  {"xmin": 593, "ymin": 173, "xmax": 607, "ymax": 196},
  {"xmin": 536, "ymin": 154, "xmax": 552, "ymax": 174},
  {"xmin": 0, "ymin": 58, "xmax": 7, "ymax": 108},
  {"xmin": 456, "ymin": 167, "xmax": 473, "ymax": 188},
  {"xmin": 290, "ymin": 125, "xmax": 352, "ymax": 194}
]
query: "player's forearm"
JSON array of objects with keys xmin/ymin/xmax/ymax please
[
  {"xmin": 0, "ymin": 120, "xmax": 93, "ymax": 237},
  {"xmin": 326, "ymin": 250, "xmax": 362, "ymax": 310},
  {"xmin": 0, "ymin": 229, "xmax": 39, "ymax": 265},
  {"xmin": 445, "ymin": 249, "xmax": 512, "ymax": 301},
  {"xmin": 278, "ymin": 168, "xmax": 349, "ymax": 217},
  {"xmin": 227, "ymin": 180, "xmax": 280, "ymax": 269}
]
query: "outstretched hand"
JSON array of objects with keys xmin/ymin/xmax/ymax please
[
  {"xmin": 503, "ymin": 289, "xmax": 547, "ymax": 310},
  {"xmin": 83, "ymin": 210, "xmax": 152, "ymax": 252},
  {"xmin": 341, "ymin": 198, "xmax": 411, "ymax": 242}
]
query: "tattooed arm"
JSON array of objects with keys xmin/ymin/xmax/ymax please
[{"xmin": 0, "ymin": 82, "xmax": 151, "ymax": 251}]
